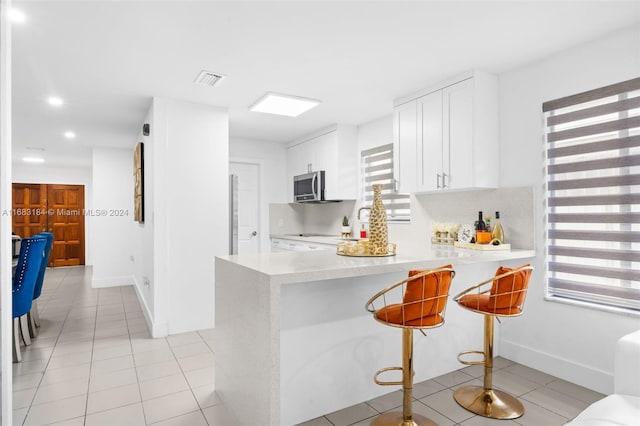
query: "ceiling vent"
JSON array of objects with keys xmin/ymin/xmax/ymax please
[{"xmin": 194, "ymin": 70, "xmax": 226, "ymax": 87}]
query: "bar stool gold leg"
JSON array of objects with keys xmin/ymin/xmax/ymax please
[
  {"xmin": 372, "ymin": 329, "xmax": 437, "ymax": 426},
  {"xmin": 453, "ymin": 315, "xmax": 524, "ymax": 419}
]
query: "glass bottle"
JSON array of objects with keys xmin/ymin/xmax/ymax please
[
  {"xmin": 474, "ymin": 211, "xmax": 486, "ymax": 231},
  {"xmin": 492, "ymin": 211, "xmax": 504, "ymax": 243},
  {"xmin": 360, "ymin": 224, "xmax": 367, "ymax": 239}
]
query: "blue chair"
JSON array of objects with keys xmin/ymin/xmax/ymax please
[
  {"xmin": 27, "ymin": 232, "xmax": 53, "ymax": 338},
  {"xmin": 13, "ymin": 236, "xmax": 46, "ymax": 363}
]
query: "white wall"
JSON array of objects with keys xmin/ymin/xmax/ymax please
[
  {"xmin": 152, "ymin": 97, "xmax": 228, "ymax": 336},
  {"xmin": 12, "ymin": 164, "xmax": 93, "ymax": 264},
  {"xmin": 498, "ymin": 25, "xmax": 640, "ymax": 394},
  {"xmin": 90, "ymin": 148, "xmax": 135, "ymax": 287},
  {"xmin": 132, "ymin": 105, "xmax": 155, "ymax": 330},
  {"xmin": 230, "ymin": 138, "xmax": 287, "ymax": 251}
]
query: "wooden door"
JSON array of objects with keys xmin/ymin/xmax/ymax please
[
  {"xmin": 46, "ymin": 185, "xmax": 85, "ymax": 266},
  {"xmin": 12, "ymin": 183, "xmax": 48, "ymax": 238},
  {"xmin": 12, "ymin": 183, "xmax": 85, "ymax": 266}
]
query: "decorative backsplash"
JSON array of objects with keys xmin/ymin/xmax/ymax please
[
  {"xmin": 411, "ymin": 186, "xmax": 535, "ymax": 250},
  {"xmin": 269, "ymin": 187, "xmax": 535, "ymax": 250}
]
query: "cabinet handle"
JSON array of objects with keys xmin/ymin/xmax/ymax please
[
  {"xmin": 436, "ymin": 173, "xmax": 441, "ymax": 189},
  {"xmin": 442, "ymin": 173, "xmax": 448, "ymax": 189}
]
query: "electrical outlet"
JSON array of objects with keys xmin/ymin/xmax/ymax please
[
  {"xmin": 130, "ymin": 255, "xmax": 135, "ymax": 262},
  {"xmin": 143, "ymin": 276, "xmax": 150, "ymax": 287}
]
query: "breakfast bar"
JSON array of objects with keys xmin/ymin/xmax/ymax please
[{"xmin": 215, "ymin": 246, "xmax": 535, "ymax": 425}]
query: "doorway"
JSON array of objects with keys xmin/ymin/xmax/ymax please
[
  {"xmin": 229, "ymin": 162, "xmax": 260, "ymax": 254},
  {"xmin": 12, "ymin": 183, "xmax": 86, "ymax": 266}
]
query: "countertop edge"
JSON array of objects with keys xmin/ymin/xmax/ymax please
[{"xmin": 216, "ymin": 249, "xmax": 536, "ymax": 285}]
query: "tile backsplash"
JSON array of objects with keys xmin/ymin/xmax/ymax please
[
  {"xmin": 269, "ymin": 201, "xmax": 357, "ymax": 236},
  {"xmin": 411, "ymin": 186, "xmax": 535, "ymax": 250},
  {"xmin": 270, "ymin": 186, "xmax": 535, "ymax": 250}
]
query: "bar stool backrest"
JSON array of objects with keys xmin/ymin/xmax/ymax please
[
  {"xmin": 367, "ymin": 265, "xmax": 455, "ymax": 328},
  {"xmin": 456, "ymin": 264, "xmax": 533, "ymax": 316}
]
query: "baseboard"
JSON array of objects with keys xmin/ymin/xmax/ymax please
[
  {"xmin": 500, "ymin": 338, "xmax": 613, "ymax": 394},
  {"xmin": 92, "ymin": 275, "xmax": 135, "ymax": 288},
  {"xmin": 132, "ymin": 277, "xmax": 168, "ymax": 338}
]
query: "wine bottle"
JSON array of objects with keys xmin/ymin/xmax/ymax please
[
  {"xmin": 492, "ymin": 211, "xmax": 504, "ymax": 243},
  {"xmin": 474, "ymin": 211, "xmax": 486, "ymax": 231}
]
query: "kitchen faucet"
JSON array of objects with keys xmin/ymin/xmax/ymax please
[{"xmin": 357, "ymin": 207, "xmax": 371, "ymax": 221}]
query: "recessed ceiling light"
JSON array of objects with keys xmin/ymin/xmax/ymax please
[
  {"xmin": 64, "ymin": 131, "xmax": 76, "ymax": 139},
  {"xmin": 249, "ymin": 92, "xmax": 320, "ymax": 117},
  {"xmin": 47, "ymin": 96, "xmax": 64, "ymax": 107},
  {"xmin": 194, "ymin": 70, "xmax": 226, "ymax": 87},
  {"xmin": 22, "ymin": 157, "xmax": 45, "ymax": 164},
  {"xmin": 9, "ymin": 8, "xmax": 26, "ymax": 23}
]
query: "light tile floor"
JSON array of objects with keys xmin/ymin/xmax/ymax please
[{"xmin": 13, "ymin": 266, "xmax": 604, "ymax": 426}]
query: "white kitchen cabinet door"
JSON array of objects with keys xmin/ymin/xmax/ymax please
[
  {"xmin": 445, "ymin": 78, "xmax": 473, "ymax": 190},
  {"xmin": 417, "ymin": 90, "xmax": 443, "ymax": 191},
  {"xmin": 393, "ymin": 70, "xmax": 498, "ymax": 194},
  {"xmin": 393, "ymin": 100, "xmax": 418, "ymax": 193}
]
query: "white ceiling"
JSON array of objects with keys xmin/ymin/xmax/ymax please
[{"xmin": 11, "ymin": 1, "xmax": 640, "ymax": 168}]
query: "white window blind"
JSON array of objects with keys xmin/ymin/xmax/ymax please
[
  {"xmin": 361, "ymin": 143, "xmax": 410, "ymax": 221},
  {"xmin": 543, "ymin": 77, "xmax": 640, "ymax": 311}
]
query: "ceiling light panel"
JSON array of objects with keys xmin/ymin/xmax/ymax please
[
  {"xmin": 9, "ymin": 8, "xmax": 26, "ymax": 23},
  {"xmin": 23, "ymin": 157, "xmax": 45, "ymax": 163},
  {"xmin": 194, "ymin": 70, "xmax": 226, "ymax": 87},
  {"xmin": 47, "ymin": 96, "xmax": 64, "ymax": 107},
  {"xmin": 64, "ymin": 131, "xmax": 76, "ymax": 139},
  {"xmin": 249, "ymin": 93, "xmax": 320, "ymax": 117}
]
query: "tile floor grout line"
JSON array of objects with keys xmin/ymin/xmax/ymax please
[
  {"xmin": 18, "ymin": 267, "xmax": 73, "ymax": 426},
  {"xmin": 164, "ymin": 332, "xmax": 211, "ymax": 425}
]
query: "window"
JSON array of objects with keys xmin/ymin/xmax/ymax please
[
  {"xmin": 543, "ymin": 77, "xmax": 640, "ymax": 311},
  {"xmin": 361, "ymin": 143, "xmax": 410, "ymax": 221}
]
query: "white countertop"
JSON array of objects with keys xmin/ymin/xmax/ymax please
[{"xmin": 216, "ymin": 244, "xmax": 536, "ymax": 285}]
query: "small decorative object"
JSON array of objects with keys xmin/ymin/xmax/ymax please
[
  {"xmin": 431, "ymin": 222, "xmax": 460, "ymax": 244},
  {"xmin": 360, "ymin": 224, "xmax": 367, "ymax": 239},
  {"xmin": 368, "ymin": 184, "xmax": 389, "ymax": 255},
  {"xmin": 457, "ymin": 224, "xmax": 474, "ymax": 243},
  {"xmin": 133, "ymin": 142, "xmax": 144, "ymax": 223},
  {"xmin": 341, "ymin": 215, "xmax": 352, "ymax": 237}
]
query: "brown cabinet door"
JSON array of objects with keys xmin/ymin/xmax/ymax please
[
  {"xmin": 12, "ymin": 183, "xmax": 85, "ymax": 267},
  {"xmin": 47, "ymin": 185, "xmax": 85, "ymax": 267}
]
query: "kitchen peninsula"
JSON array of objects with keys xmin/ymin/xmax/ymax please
[{"xmin": 215, "ymin": 245, "xmax": 535, "ymax": 426}]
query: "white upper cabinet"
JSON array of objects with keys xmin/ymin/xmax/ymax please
[
  {"xmin": 394, "ymin": 70, "xmax": 498, "ymax": 193},
  {"xmin": 286, "ymin": 125, "xmax": 358, "ymax": 201},
  {"xmin": 393, "ymin": 100, "xmax": 419, "ymax": 193}
]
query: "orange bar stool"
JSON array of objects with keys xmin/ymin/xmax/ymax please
[
  {"xmin": 452, "ymin": 264, "xmax": 533, "ymax": 420},
  {"xmin": 365, "ymin": 265, "xmax": 455, "ymax": 426}
]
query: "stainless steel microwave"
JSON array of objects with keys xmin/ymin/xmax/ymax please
[{"xmin": 294, "ymin": 170, "xmax": 325, "ymax": 202}]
